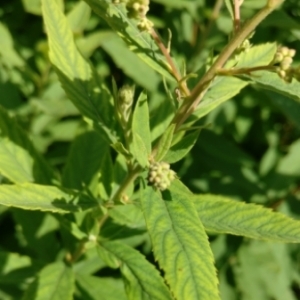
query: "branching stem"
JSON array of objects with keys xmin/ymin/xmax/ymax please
[
  {"xmin": 103, "ymin": 0, "xmax": 284, "ymax": 208},
  {"xmin": 172, "ymin": 3, "xmax": 279, "ymax": 128}
]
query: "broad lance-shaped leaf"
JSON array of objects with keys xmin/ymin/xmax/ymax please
[
  {"xmin": 192, "ymin": 76, "xmax": 248, "ymax": 120},
  {"xmin": 97, "ymin": 241, "xmax": 172, "ymax": 300},
  {"xmin": 155, "ymin": 124, "xmax": 175, "ymax": 162},
  {"xmin": 233, "ymin": 242, "xmax": 294, "ymax": 300},
  {"xmin": 76, "ymin": 274, "xmax": 127, "ymax": 300},
  {"xmin": 0, "ymin": 183, "xmax": 97, "ymax": 213},
  {"xmin": 22, "ymin": 262, "xmax": 74, "ymax": 300},
  {"xmin": 62, "ymin": 131, "xmax": 109, "ymax": 193},
  {"xmin": 101, "ymin": 33, "xmax": 160, "ymax": 91},
  {"xmin": 0, "ymin": 252, "xmax": 35, "ymax": 284},
  {"xmin": 235, "ymin": 43, "xmax": 277, "ymax": 68},
  {"xmin": 83, "ymin": 0, "xmax": 176, "ymax": 82},
  {"xmin": 164, "ymin": 129, "xmax": 200, "ymax": 163},
  {"xmin": 141, "ymin": 183, "xmax": 220, "ymax": 300},
  {"xmin": 131, "ymin": 91, "xmax": 151, "ymax": 167},
  {"xmin": 0, "ymin": 106, "xmax": 55, "ymax": 184},
  {"xmin": 194, "ymin": 194, "xmax": 300, "ymax": 243},
  {"xmin": 264, "ymin": 90, "xmax": 300, "ymax": 131},
  {"xmin": 250, "ymin": 71, "xmax": 300, "ymax": 102},
  {"xmin": 41, "ymin": 0, "xmax": 118, "ymax": 144}
]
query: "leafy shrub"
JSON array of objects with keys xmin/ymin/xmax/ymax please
[{"xmin": 0, "ymin": 0, "xmax": 300, "ymax": 299}]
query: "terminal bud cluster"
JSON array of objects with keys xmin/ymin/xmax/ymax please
[
  {"xmin": 113, "ymin": 0, "xmax": 153, "ymax": 31},
  {"xmin": 273, "ymin": 46, "xmax": 297, "ymax": 83},
  {"xmin": 148, "ymin": 161, "xmax": 176, "ymax": 191}
]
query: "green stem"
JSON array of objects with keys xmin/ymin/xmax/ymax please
[
  {"xmin": 110, "ymin": 165, "xmax": 141, "ymax": 203},
  {"xmin": 217, "ymin": 65, "xmax": 276, "ymax": 76},
  {"xmin": 67, "ymin": 239, "xmax": 87, "ymax": 264}
]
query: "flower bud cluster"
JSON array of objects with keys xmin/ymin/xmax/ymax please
[
  {"xmin": 273, "ymin": 46, "xmax": 296, "ymax": 83},
  {"xmin": 113, "ymin": 0, "xmax": 153, "ymax": 32},
  {"xmin": 148, "ymin": 161, "xmax": 176, "ymax": 191},
  {"xmin": 118, "ymin": 84, "xmax": 134, "ymax": 124}
]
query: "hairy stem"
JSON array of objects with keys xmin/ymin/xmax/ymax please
[
  {"xmin": 110, "ymin": 165, "xmax": 141, "ymax": 203},
  {"xmin": 150, "ymin": 28, "xmax": 190, "ymax": 97},
  {"xmin": 234, "ymin": 0, "xmax": 242, "ymax": 33},
  {"xmin": 217, "ymin": 65, "xmax": 276, "ymax": 76}
]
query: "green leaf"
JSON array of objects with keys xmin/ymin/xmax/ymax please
[
  {"xmin": 58, "ymin": 216, "xmax": 87, "ymax": 240},
  {"xmin": 224, "ymin": 0, "xmax": 234, "ymax": 19},
  {"xmin": 140, "ymin": 183, "xmax": 220, "ymax": 300},
  {"xmin": 0, "ymin": 183, "xmax": 97, "ymax": 213},
  {"xmin": 155, "ymin": 124, "xmax": 176, "ymax": 162},
  {"xmin": 132, "ymin": 92, "xmax": 152, "ymax": 154},
  {"xmin": 22, "ymin": 262, "xmax": 74, "ymax": 300},
  {"xmin": 233, "ymin": 242, "xmax": 295, "ymax": 300},
  {"xmin": 131, "ymin": 133, "xmax": 149, "ymax": 168},
  {"xmin": 195, "ymin": 194, "xmax": 300, "ymax": 242},
  {"xmin": 276, "ymin": 139, "xmax": 300, "ymax": 176},
  {"xmin": 66, "ymin": 1, "xmax": 91, "ymax": 34},
  {"xmin": 83, "ymin": 0, "xmax": 176, "ymax": 81},
  {"xmin": 164, "ymin": 129, "xmax": 200, "ymax": 163},
  {"xmin": 131, "ymin": 92, "xmax": 151, "ymax": 167},
  {"xmin": 62, "ymin": 131, "xmax": 109, "ymax": 193},
  {"xmin": 0, "ymin": 22, "xmax": 24, "ymax": 68},
  {"xmin": 262, "ymin": 10, "xmax": 300, "ymax": 30},
  {"xmin": 250, "ymin": 71, "xmax": 300, "ymax": 102},
  {"xmin": 111, "ymin": 142, "xmax": 131, "ymax": 159},
  {"xmin": 0, "ymin": 106, "xmax": 55, "ymax": 184},
  {"xmin": 0, "ymin": 252, "xmax": 35, "ymax": 284},
  {"xmin": 108, "ymin": 204, "xmax": 145, "ymax": 229},
  {"xmin": 76, "ymin": 274, "xmax": 127, "ymax": 300},
  {"xmin": 98, "ymin": 241, "xmax": 172, "ymax": 300},
  {"xmin": 192, "ymin": 76, "xmax": 248, "ymax": 120},
  {"xmin": 22, "ymin": 0, "xmax": 43, "ymax": 15},
  {"xmin": 101, "ymin": 33, "xmax": 160, "ymax": 91},
  {"xmin": 13, "ymin": 211, "xmax": 60, "ymax": 261},
  {"xmin": 265, "ymin": 90, "xmax": 300, "ymax": 130},
  {"xmin": 98, "ymin": 150, "xmax": 114, "ymax": 200},
  {"xmin": 73, "ymin": 248, "xmax": 106, "ymax": 275},
  {"xmin": 235, "ymin": 43, "xmax": 277, "ymax": 68},
  {"xmin": 41, "ymin": 0, "xmax": 118, "ymax": 144},
  {"xmin": 113, "ymin": 153, "xmax": 133, "ymax": 196}
]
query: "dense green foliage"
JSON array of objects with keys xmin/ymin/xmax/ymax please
[{"xmin": 1, "ymin": 0, "xmax": 300, "ymax": 299}]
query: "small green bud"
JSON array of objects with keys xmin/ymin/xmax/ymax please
[
  {"xmin": 138, "ymin": 18, "xmax": 153, "ymax": 32},
  {"xmin": 274, "ymin": 52, "xmax": 284, "ymax": 64},
  {"xmin": 147, "ymin": 161, "xmax": 176, "ymax": 191},
  {"xmin": 118, "ymin": 85, "xmax": 134, "ymax": 106},
  {"xmin": 159, "ymin": 182, "xmax": 168, "ymax": 191},
  {"xmin": 277, "ymin": 69, "xmax": 286, "ymax": 79},
  {"xmin": 280, "ymin": 46, "xmax": 289, "ymax": 56},
  {"xmin": 280, "ymin": 57, "xmax": 293, "ymax": 70},
  {"xmin": 288, "ymin": 49, "xmax": 296, "ymax": 58},
  {"xmin": 132, "ymin": 2, "xmax": 140, "ymax": 10}
]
